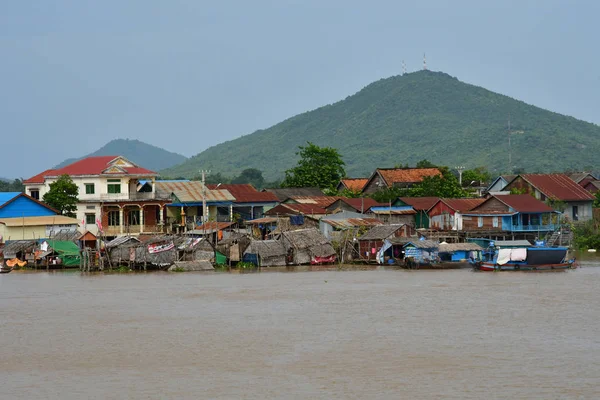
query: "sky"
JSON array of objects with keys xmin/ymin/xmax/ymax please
[{"xmin": 2, "ymin": 0, "xmax": 599, "ymax": 179}]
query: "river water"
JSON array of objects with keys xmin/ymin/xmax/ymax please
[{"xmin": 1, "ymin": 261, "xmax": 600, "ymax": 399}]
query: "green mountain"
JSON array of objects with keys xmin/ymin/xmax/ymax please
[
  {"xmin": 56, "ymin": 139, "xmax": 188, "ymax": 172},
  {"xmin": 161, "ymin": 70, "xmax": 600, "ymax": 180}
]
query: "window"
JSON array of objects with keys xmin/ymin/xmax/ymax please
[
  {"xmin": 108, "ymin": 210, "xmax": 120, "ymax": 226},
  {"xmin": 29, "ymin": 190, "xmax": 39, "ymax": 200},
  {"xmin": 127, "ymin": 210, "xmax": 140, "ymax": 225},
  {"xmin": 492, "ymin": 216, "xmax": 498, "ymax": 228},
  {"xmin": 478, "ymin": 217, "xmax": 483, "ymax": 227},
  {"xmin": 85, "ymin": 214, "xmax": 95, "ymax": 225},
  {"xmin": 572, "ymin": 206, "xmax": 579, "ymax": 221},
  {"xmin": 85, "ymin": 183, "xmax": 95, "ymax": 194},
  {"xmin": 107, "ymin": 179, "xmax": 121, "ymax": 194}
]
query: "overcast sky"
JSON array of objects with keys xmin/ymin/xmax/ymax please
[{"xmin": 2, "ymin": 0, "xmax": 599, "ymax": 179}]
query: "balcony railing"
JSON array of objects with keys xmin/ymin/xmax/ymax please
[
  {"xmin": 91, "ymin": 192, "xmax": 170, "ymax": 201},
  {"xmin": 508, "ymin": 224, "xmax": 556, "ymax": 232}
]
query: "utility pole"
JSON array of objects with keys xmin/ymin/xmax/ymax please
[
  {"xmin": 455, "ymin": 166, "xmax": 465, "ymax": 186},
  {"xmin": 199, "ymin": 170, "xmax": 210, "ymax": 235}
]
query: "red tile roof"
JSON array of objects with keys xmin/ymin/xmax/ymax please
[
  {"xmin": 520, "ymin": 174, "xmax": 595, "ymax": 201},
  {"xmin": 377, "ymin": 168, "xmax": 442, "ymax": 186},
  {"xmin": 438, "ymin": 198, "xmax": 486, "ymax": 212},
  {"xmin": 340, "ymin": 178, "xmax": 368, "ymax": 192},
  {"xmin": 265, "ymin": 203, "xmax": 329, "ymax": 216},
  {"xmin": 399, "ymin": 196, "xmax": 440, "ymax": 211},
  {"xmin": 24, "ymin": 156, "xmax": 156, "ymax": 184},
  {"xmin": 195, "ymin": 221, "xmax": 235, "ymax": 231},
  {"xmin": 206, "ymin": 184, "xmax": 278, "ymax": 203},
  {"xmin": 23, "ymin": 169, "xmax": 57, "ymax": 184},
  {"xmin": 493, "ymin": 194, "xmax": 555, "ymax": 213}
]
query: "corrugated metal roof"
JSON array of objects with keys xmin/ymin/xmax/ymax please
[
  {"xmin": 439, "ymin": 243, "xmax": 482, "ymax": 252},
  {"xmin": 245, "ymin": 217, "xmax": 279, "ymax": 224},
  {"xmin": 493, "ymin": 194, "xmax": 555, "ymax": 213},
  {"xmin": 321, "ymin": 217, "xmax": 383, "ymax": 228},
  {"xmin": 287, "ymin": 196, "xmax": 341, "ymax": 207},
  {"xmin": 403, "ymin": 240, "xmax": 439, "ymax": 249},
  {"xmin": 493, "ymin": 240, "xmax": 532, "ymax": 247},
  {"xmin": 206, "ymin": 184, "xmax": 279, "ymax": 203},
  {"xmin": 0, "ymin": 215, "xmax": 79, "ymax": 227},
  {"xmin": 520, "ymin": 174, "xmax": 595, "ymax": 201},
  {"xmin": 359, "ymin": 224, "xmax": 408, "ymax": 240},
  {"xmin": 369, "ymin": 206, "xmax": 416, "ymax": 215},
  {"xmin": 329, "ymin": 198, "xmax": 387, "ymax": 212},
  {"xmin": 263, "ymin": 187, "xmax": 325, "ymax": 202},
  {"xmin": 0, "ymin": 192, "xmax": 21, "ymax": 207},
  {"xmin": 437, "ymin": 198, "xmax": 485, "ymax": 212},
  {"xmin": 155, "ymin": 181, "xmax": 235, "ymax": 203},
  {"xmin": 265, "ymin": 203, "xmax": 329, "ymax": 216},
  {"xmin": 399, "ymin": 197, "xmax": 440, "ymax": 211},
  {"xmin": 195, "ymin": 221, "xmax": 235, "ymax": 231},
  {"xmin": 377, "ymin": 168, "xmax": 442, "ymax": 186}
]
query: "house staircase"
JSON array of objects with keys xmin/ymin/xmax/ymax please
[{"xmin": 545, "ymin": 228, "xmax": 573, "ymax": 247}]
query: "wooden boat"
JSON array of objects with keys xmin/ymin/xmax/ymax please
[{"xmin": 476, "ymin": 242, "xmax": 574, "ymax": 271}]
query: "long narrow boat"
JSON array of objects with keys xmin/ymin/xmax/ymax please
[{"xmin": 477, "ymin": 243, "xmax": 574, "ymax": 271}]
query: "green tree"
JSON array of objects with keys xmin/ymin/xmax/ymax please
[
  {"xmin": 593, "ymin": 191, "xmax": 600, "ymax": 208},
  {"xmin": 461, "ymin": 167, "xmax": 492, "ymax": 187},
  {"xmin": 42, "ymin": 174, "xmax": 79, "ymax": 217},
  {"xmin": 408, "ymin": 166, "xmax": 467, "ymax": 198},
  {"xmin": 0, "ymin": 178, "xmax": 24, "ymax": 193},
  {"xmin": 415, "ymin": 159, "xmax": 437, "ymax": 168},
  {"xmin": 370, "ymin": 187, "xmax": 406, "ymax": 203},
  {"xmin": 281, "ymin": 142, "xmax": 346, "ymax": 190},
  {"xmin": 231, "ymin": 168, "xmax": 265, "ymax": 188}
]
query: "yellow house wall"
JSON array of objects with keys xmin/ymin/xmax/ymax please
[{"xmin": 0, "ymin": 225, "xmax": 48, "ymax": 242}]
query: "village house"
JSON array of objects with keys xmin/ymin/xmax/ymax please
[
  {"xmin": 361, "ymin": 167, "xmax": 442, "ymax": 194},
  {"xmin": 206, "ymin": 183, "xmax": 279, "ymax": 222},
  {"xmin": 396, "ymin": 197, "xmax": 440, "ymax": 229},
  {"xmin": 358, "ymin": 224, "xmax": 415, "ymax": 263},
  {"xmin": 366, "ymin": 205, "xmax": 416, "ymax": 225},
  {"xmin": 319, "ymin": 211, "xmax": 383, "ymax": 240},
  {"xmin": 427, "ymin": 198, "xmax": 485, "ymax": 231},
  {"xmin": 461, "ymin": 194, "xmax": 558, "ymax": 234},
  {"xmin": 23, "ymin": 156, "xmax": 170, "ymax": 238},
  {"xmin": 568, "ymin": 172, "xmax": 597, "ymax": 188},
  {"xmin": 502, "ymin": 174, "xmax": 595, "ymax": 222},
  {"xmin": 0, "ymin": 192, "xmax": 79, "ymax": 243},
  {"xmin": 485, "ymin": 175, "xmax": 516, "ymax": 194},
  {"xmin": 325, "ymin": 197, "xmax": 385, "ymax": 214},
  {"xmin": 262, "ymin": 187, "xmax": 324, "ymax": 202},
  {"xmin": 153, "ymin": 180, "xmax": 236, "ymax": 231}
]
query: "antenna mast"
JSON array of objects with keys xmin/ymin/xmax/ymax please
[
  {"xmin": 423, "ymin": 53, "xmax": 427, "ymax": 70},
  {"xmin": 508, "ymin": 114, "xmax": 512, "ymax": 173},
  {"xmin": 402, "ymin": 60, "xmax": 407, "ymax": 75}
]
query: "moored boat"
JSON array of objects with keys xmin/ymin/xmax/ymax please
[{"xmin": 477, "ymin": 240, "xmax": 574, "ymax": 271}]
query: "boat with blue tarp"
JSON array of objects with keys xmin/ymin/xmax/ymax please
[{"xmin": 477, "ymin": 240, "xmax": 574, "ymax": 271}]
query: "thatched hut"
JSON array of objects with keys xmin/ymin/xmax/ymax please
[
  {"xmin": 280, "ymin": 228, "xmax": 336, "ymax": 265},
  {"xmin": 216, "ymin": 233, "xmax": 251, "ymax": 263},
  {"xmin": 243, "ymin": 240, "xmax": 287, "ymax": 267},
  {"xmin": 105, "ymin": 235, "xmax": 181, "ymax": 269},
  {"xmin": 1, "ymin": 240, "xmax": 38, "ymax": 266}
]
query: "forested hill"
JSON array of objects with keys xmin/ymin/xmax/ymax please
[
  {"xmin": 55, "ymin": 139, "xmax": 187, "ymax": 172},
  {"xmin": 161, "ymin": 70, "xmax": 600, "ymax": 180}
]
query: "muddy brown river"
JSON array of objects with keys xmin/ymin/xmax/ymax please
[{"xmin": 1, "ymin": 261, "xmax": 599, "ymax": 399}]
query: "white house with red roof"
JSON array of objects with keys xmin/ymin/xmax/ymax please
[{"xmin": 24, "ymin": 156, "xmax": 170, "ymax": 237}]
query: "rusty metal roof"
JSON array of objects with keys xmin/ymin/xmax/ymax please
[
  {"xmin": 436, "ymin": 198, "xmax": 485, "ymax": 212},
  {"xmin": 245, "ymin": 217, "xmax": 279, "ymax": 224},
  {"xmin": 321, "ymin": 217, "xmax": 383, "ymax": 229},
  {"xmin": 492, "ymin": 194, "xmax": 555, "ymax": 213},
  {"xmin": 328, "ymin": 198, "xmax": 387, "ymax": 212},
  {"xmin": 206, "ymin": 184, "xmax": 279, "ymax": 203},
  {"xmin": 518, "ymin": 174, "xmax": 595, "ymax": 201},
  {"xmin": 265, "ymin": 203, "xmax": 329, "ymax": 216},
  {"xmin": 377, "ymin": 168, "xmax": 442, "ymax": 186},
  {"xmin": 287, "ymin": 196, "xmax": 341, "ymax": 208},
  {"xmin": 155, "ymin": 181, "xmax": 235, "ymax": 203},
  {"xmin": 399, "ymin": 197, "xmax": 440, "ymax": 211}
]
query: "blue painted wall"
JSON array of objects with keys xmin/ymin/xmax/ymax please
[{"xmin": 0, "ymin": 195, "xmax": 57, "ymax": 218}]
